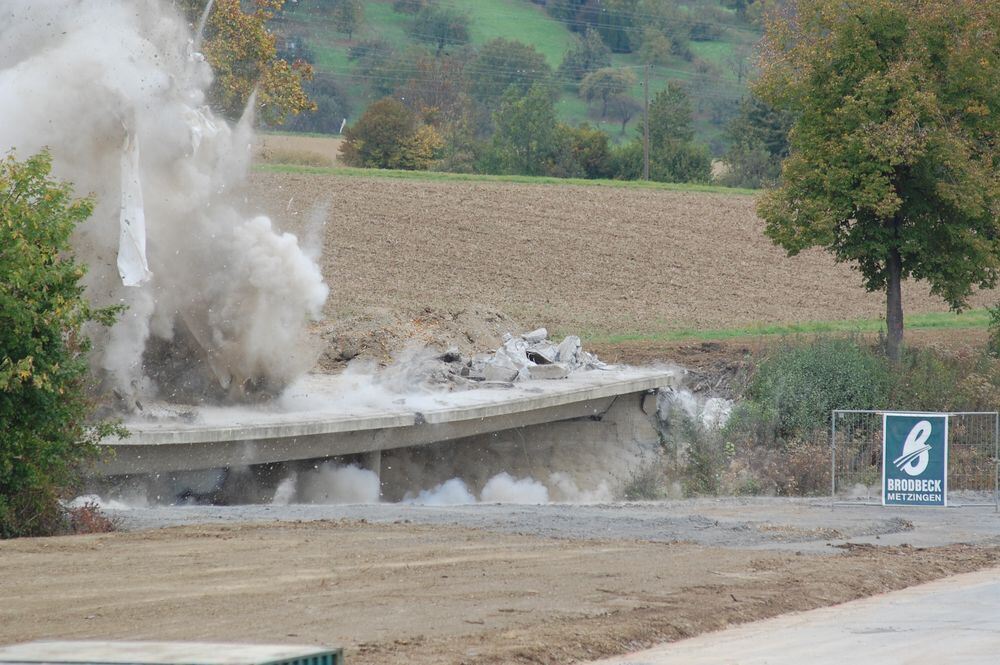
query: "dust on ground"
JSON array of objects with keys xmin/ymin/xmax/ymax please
[{"xmin": 2, "ymin": 513, "xmax": 998, "ymax": 665}]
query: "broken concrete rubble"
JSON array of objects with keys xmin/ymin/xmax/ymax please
[
  {"xmin": 382, "ymin": 329, "xmax": 615, "ymax": 391},
  {"xmin": 464, "ymin": 329, "xmax": 612, "ymax": 385}
]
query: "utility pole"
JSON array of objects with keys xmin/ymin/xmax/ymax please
[{"xmin": 643, "ymin": 63, "xmax": 650, "ymax": 181}]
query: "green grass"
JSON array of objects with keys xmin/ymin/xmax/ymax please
[
  {"xmin": 574, "ymin": 309, "xmax": 992, "ymax": 345},
  {"xmin": 465, "ymin": 0, "xmax": 576, "ymax": 67},
  {"xmin": 255, "ymin": 162, "xmax": 758, "ymax": 194}
]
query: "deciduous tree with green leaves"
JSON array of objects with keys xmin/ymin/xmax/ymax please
[
  {"xmin": 408, "ymin": 4, "xmax": 470, "ymax": 56},
  {"xmin": 485, "ymin": 85, "xmax": 560, "ymax": 176},
  {"xmin": 0, "ymin": 151, "xmax": 122, "ymax": 538},
  {"xmin": 330, "ymin": 0, "xmax": 364, "ymax": 40},
  {"xmin": 755, "ymin": 0, "xmax": 1000, "ymax": 360},
  {"xmin": 558, "ymin": 27, "xmax": 612, "ymax": 82},
  {"xmin": 579, "ymin": 67, "xmax": 636, "ymax": 119}
]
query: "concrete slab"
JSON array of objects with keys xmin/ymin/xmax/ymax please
[
  {"xmin": 0, "ymin": 641, "xmax": 342, "ymax": 665},
  {"xmin": 587, "ymin": 567, "xmax": 1000, "ymax": 665},
  {"xmin": 97, "ymin": 368, "xmax": 679, "ymax": 476}
]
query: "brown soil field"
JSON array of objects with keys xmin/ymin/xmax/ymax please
[
  {"xmin": 250, "ymin": 172, "xmax": 993, "ymax": 345},
  {"xmin": 2, "ymin": 521, "xmax": 998, "ymax": 665}
]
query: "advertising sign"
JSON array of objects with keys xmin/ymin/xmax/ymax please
[{"xmin": 882, "ymin": 413, "xmax": 948, "ymax": 506}]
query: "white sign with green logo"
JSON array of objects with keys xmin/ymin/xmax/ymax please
[{"xmin": 882, "ymin": 413, "xmax": 948, "ymax": 507}]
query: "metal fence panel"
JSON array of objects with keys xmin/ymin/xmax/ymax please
[{"xmin": 831, "ymin": 410, "xmax": 999, "ymax": 508}]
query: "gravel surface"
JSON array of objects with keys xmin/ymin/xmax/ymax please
[
  {"xmin": 111, "ymin": 497, "xmax": 1000, "ymax": 552},
  {"xmin": 5, "ymin": 502, "xmax": 1000, "ymax": 665}
]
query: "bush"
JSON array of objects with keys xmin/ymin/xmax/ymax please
[
  {"xmin": 340, "ymin": 98, "xmax": 441, "ymax": 170},
  {"xmin": 561, "ymin": 124, "xmax": 613, "ymax": 179},
  {"xmin": 988, "ymin": 303, "xmax": 1000, "ymax": 357},
  {"xmin": 735, "ymin": 337, "xmax": 892, "ymax": 443},
  {"xmin": 655, "ymin": 336, "xmax": 1000, "ymax": 499},
  {"xmin": 0, "ymin": 151, "xmax": 122, "ymax": 538}
]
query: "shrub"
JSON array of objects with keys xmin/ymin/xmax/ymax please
[
  {"xmin": 619, "ymin": 458, "xmax": 669, "ymax": 500},
  {"xmin": 561, "ymin": 124, "xmax": 613, "ymax": 179},
  {"xmin": 0, "ymin": 151, "xmax": 122, "ymax": 538},
  {"xmin": 340, "ymin": 98, "xmax": 440, "ymax": 170},
  {"xmin": 988, "ymin": 303, "xmax": 1000, "ymax": 357},
  {"xmin": 736, "ymin": 337, "xmax": 891, "ymax": 443}
]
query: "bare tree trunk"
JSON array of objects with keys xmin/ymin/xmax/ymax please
[{"xmin": 886, "ymin": 246, "xmax": 904, "ymax": 361}]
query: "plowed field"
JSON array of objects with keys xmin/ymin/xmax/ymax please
[{"xmin": 250, "ymin": 171, "xmax": 993, "ymax": 338}]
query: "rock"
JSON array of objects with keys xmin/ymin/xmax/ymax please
[
  {"xmin": 521, "ymin": 327, "xmax": 548, "ymax": 344},
  {"xmin": 483, "ymin": 365, "xmax": 520, "ymax": 382},
  {"xmin": 527, "ymin": 363, "xmax": 569, "ymax": 380},
  {"xmin": 526, "ymin": 342, "xmax": 558, "ymax": 365},
  {"xmin": 438, "ymin": 347, "xmax": 462, "ymax": 363},
  {"xmin": 556, "ymin": 336, "xmax": 581, "ymax": 364}
]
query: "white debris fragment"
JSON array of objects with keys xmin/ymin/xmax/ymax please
[
  {"xmin": 522, "ymin": 327, "xmax": 549, "ymax": 344},
  {"xmin": 117, "ymin": 132, "xmax": 151, "ymax": 287}
]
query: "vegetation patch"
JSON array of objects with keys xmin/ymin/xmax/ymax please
[{"xmin": 0, "ymin": 151, "xmax": 122, "ymax": 538}]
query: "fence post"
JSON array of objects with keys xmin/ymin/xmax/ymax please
[
  {"xmin": 830, "ymin": 411, "xmax": 837, "ymax": 500},
  {"xmin": 995, "ymin": 412, "xmax": 999, "ymax": 513}
]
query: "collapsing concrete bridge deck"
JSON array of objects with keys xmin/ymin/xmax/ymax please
[{"xmin": 96, "ymin": 368, "xmax": 681, "ymax": 477}]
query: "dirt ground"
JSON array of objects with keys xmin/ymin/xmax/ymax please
[
  {"xmin": 249, "ymin": 172, "xmax": 993, "ymax": 346},
  {"xmin": 2, "ymin": 520, "xmax": 998, "ymax": 665}
]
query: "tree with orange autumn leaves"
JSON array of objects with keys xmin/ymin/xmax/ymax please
[{"xmin": 182, "ymin": 0, "xmax": 315, "ymax": 125}]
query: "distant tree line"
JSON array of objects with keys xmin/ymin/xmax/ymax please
[{"xmin": 270, "ymin": 0, "xmax": 787, "ymax": 185}]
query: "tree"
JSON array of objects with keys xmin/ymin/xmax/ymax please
[
  {"xmin": 721, "ymin": 94, "xmax": 792, "ymax": 188},
  {"xmin": 558, "ymin": 27, "xmax": 612, "ymax": 82},
  {"xmin": 591, "ymin": 0, "xmax": 639, "ymax": 53},
  {"xmin": 340, "ymin": 98, "xmax": 441, "ymax": 169},
  {"xmin": 579, "ymin": 67, "xmax": 636, "ymax": 118},
  {"xmin": 644, "ymin": 82, "xmax": 695, "ymax": 145},
  {"xmin": 408, "ymin": 4, "xmax": 470, "ymax": 56},
  {"xmin": 608, "ymin": 94, "xmax": 642, "ymax": 135},
  {"xmin": 282, "ymin": 75, "xmax": 352, "ymax": 134},
  {"xmin": 331, "ymin": 0, "xmax": 364, "ymax": 39},
  {"xmin": 611, "ymin": 82, "xmax": 710, "ymax": 183},
  {"xmin": 396, "ymin": 52, "xmax": 469, "ymax": 124},
  {"xmin": 485, "ymin": 85, "xmax": 560, "ymax": 176},
  {"xmin": 755, "ymin": 0, "xmax": 1000, "ymax": 360},
  {"xmin": 466, "ymin": 39, "xmax": 552, "ymax": 107},
  {"xmin": 637, "ymin": 28, "xmax": 672, "ymax": 66},
  {"xmin": 561, "ymin": 124, "xmax": 614, "ymax": 179},
  {"xmin": 1, "ymin": 151, "xmax": 121, "ymax": 538},
  {"xmin": 186, "ymin": 0, "xmax": 315, "ymax": 125},
  {"xmin": 637, "ymin": 0, "xmax": 693, "ymax": 60}
]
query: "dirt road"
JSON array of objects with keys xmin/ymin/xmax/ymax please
[{"xmin": 4, "ymin": 501, "xmax": 1000, "ymax": 664}]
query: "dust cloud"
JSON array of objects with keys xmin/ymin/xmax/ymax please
[{"xmin": 0, "ymin": 0, "xmax": 328, "ymax": 407}]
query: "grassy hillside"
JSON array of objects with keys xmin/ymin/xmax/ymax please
[{"xmin": 274, "ymin": 0, "xmax": 758, "ymax": 154}]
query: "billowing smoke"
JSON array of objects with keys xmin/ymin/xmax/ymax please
[{"xmin": 0, "ymin": 0, "xmax": 328, "ymax": 406}]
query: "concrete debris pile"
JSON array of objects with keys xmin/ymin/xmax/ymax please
[{"xmin": 450, "ymin": 328, "xmax": 613, "ymax": 385}]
